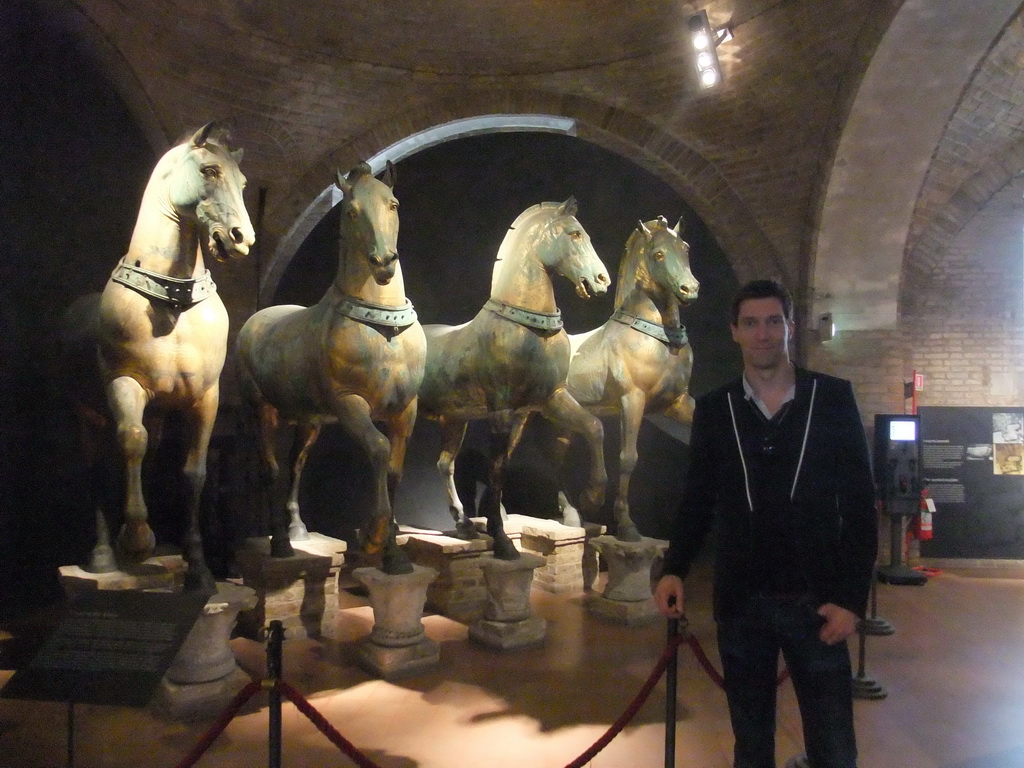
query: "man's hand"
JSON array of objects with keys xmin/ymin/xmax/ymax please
[
  {"xmin": 654, "ymin": 574, "xmax": 685, "ymax": 619},
  {"xmin": 816, "ymin": 603, "xmax": 858, "ymax": 645}
]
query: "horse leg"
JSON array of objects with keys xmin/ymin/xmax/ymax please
[
  {"xmin": 180, "ymin": 385, "xmax": 219, "ymax": 593},
  {"xmin": 106, "ymin": 375, "xmax": 156, "ymax": 562},
  {"xmin": 256, "ymin": 401, "xmax": 294, "ymax": 558},
  {"xmin": 613, "ymin": 390, "xmax": 646, "ymax": 542},
  {"xmin": 540, "ymin": 387, "xmax": 607, "ymax": 518},
  {"xmin": 332, "ymin": 395, "xmax": 394, "ymax": 561},
  {"xmin": 285, "ymin": 423, "xmax": 320, "ymax": 541},
  {"xmin": 377, "ymin": 398, "xmax": 418, "ymax": 575},
  {"xmin": 483, "ymin": 411, "xmax": 530, "ymax": 560},
  {"xmin": 437, "ymin": 417, "xmax": 475, "ymax": 538},
  {"xmin": 666, "ymin": 392, "xmax": 696, "ymax": 428},
  {"xmin": 550, "ymin": 428, "xmax": 582, "ymax": 527}
]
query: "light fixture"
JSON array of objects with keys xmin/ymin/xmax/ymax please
[
  {"xmin": 819, "ymin": 312, "xmax": 836, "ymax": 342},
  {"xmin": 687, "ymin": 10, "xmax": 729, "ymax": 91}
]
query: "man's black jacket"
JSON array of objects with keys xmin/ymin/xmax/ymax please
[{"xmin": 662, "ymin": 367, "xmax": 878, "ymax": 619}]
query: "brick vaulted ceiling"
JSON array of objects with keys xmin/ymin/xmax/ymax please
[{"xmin": 35, "ymin": 0, "xmax": 1024, "ymax": 330}]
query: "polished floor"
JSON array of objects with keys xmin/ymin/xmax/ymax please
[{"xmin": 2, "ymin": 554, "xmax": 1024, "ymax": 768}]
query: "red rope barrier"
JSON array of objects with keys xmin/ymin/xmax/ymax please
[
  {"xmin": 277, "ymin": 679, "xmax": 386, "ymax": 768},
  {"xmin": 171, "ymin": 678, "xmax": 262, "ymax": 768},
  {"xmin": 561, "ymin": 633, "xmax": 685, "ymax": 768},
  {"xmin": 684, "ymin": 633, "xmax": 790, "ymax": 689},
  {"xmin": 171, "ymin": 629, "xmax": 787, "ymax": 768}
]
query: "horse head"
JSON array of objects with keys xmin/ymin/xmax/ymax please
[
  {"xmin": 169, "ymin": 122, "xmax": 255, "ymax": 264},
  {"xmin": 621, "ymin": 217, "xmax": 700, "ymax": 308},
  {"xmin": 539, "ymin": 197, "xmax": 611, "ymax": 299},
  {"xmin": 335, "ymin": 161, "xmax": 400, "ymax": 286}
]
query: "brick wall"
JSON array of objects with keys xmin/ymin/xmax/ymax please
[{"xmin": 807, "ymin": 176, "xmax": 1024, "ymax": 429}]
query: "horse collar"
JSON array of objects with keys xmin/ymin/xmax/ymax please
[
  {"xmin": 337, "ymin": 295, "xmax": 418, "ymax": 331},
  {"xmin": 612, "ymin": 309, "xmax": 687, "ymax": 348},
  {"xmin": 484, "ymin": 298, "xmax": 563, "ymax": 333},
  {"xmin": 111, "ymin": 260, "xmax": 216, "ymax": 308}
]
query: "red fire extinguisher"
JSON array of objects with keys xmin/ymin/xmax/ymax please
[{"xmin": 915, "ymin": 489, "xmax": 934, "ymax": 541}]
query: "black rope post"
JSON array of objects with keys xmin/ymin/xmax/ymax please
[
  {"xmin": 67, "ymin": 700, "xmax": 75, "ymax": 768},
  {"xmin": 665, "ymin": 617, "xmax": 680, "ymax": 768},
  {"xmin": 862, "ymin": 564, "xmax": 895, "ymax": 636},
  {"xmin": 267, "ymin": 620, "xmax": 284, "ymax": 768},
  {"xmin": 852, "ymin": 613, "xmax": 887, "ymax": 700}
]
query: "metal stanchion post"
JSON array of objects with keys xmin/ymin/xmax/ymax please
[
  {"xmin": 862, "ymin": 565, "xmax": 895, "ymax": 636},
  {"xmin": 267, "ymin": 620, "xmax": 284, "ymax": 768},
  {"xmin": 665, "ymin": 618, "xmax": 679, "ymax": 768},
  {"xmin": 852, "ymin": 615, "xmax": 887, "ymax": 700}
]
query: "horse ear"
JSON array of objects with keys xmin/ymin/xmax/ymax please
[
  {"xmin": 382, "ymin": 160, "xmax": 397, "ymax": 189},
  {"xmin": 191, "ymin": 121, "xmax": 216, "ymax": 148},
  {"xmin": 674, "ymin": 217, "xmax": 685, "ymax": 236},
  {"xmin": 335, "ymin": 168, "xmax": 353, "ymax": 197},
  {"xmin": 637, "ymin": 220, "xmax": 652, "ymax": 237},
  {"xmin": 231, "ymin": 148, "xmax": 244, "ymax": 164},
  {"xmin": 559, "ymin": 196, "xmax": 578, "ymax": 217}
]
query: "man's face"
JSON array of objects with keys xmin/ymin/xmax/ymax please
[{"xmin": 730, "ymin": 296, "xmax": 794, "ymax": 371}]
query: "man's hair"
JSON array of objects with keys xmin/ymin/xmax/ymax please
[{"xmin": 730, "ymin": 279, "xmax": 794, "ymax": 324}]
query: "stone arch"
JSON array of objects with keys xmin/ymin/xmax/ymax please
[
  {"xmin": 42, "ymin": 0, "xmax": 168, "ymax": 154},
  {"xmin": 260, "ymin": 89, "xmax": 784, "ymax": 302},
  {"xmin": 901, "ymin": 137, "xmax": 1024, "ymax": 314}
]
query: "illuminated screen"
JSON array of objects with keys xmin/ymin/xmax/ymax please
[{"xmin": 889, "ymin": 420, "xmax": 917, "ymax": 441}]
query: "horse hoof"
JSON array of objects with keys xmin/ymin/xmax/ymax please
[
  {"xmin": 288, "ymin": 522, "xmax": 311, "ymax": 541},
  {"xmin": 84, "ymin": 544, "xmax": 118, "ymax": 574},
  {"xmin": 615, "ymin": 524, "xmax": 642, "ymax": 543},
  {"xmin": 382, "ymin": 547, "xmax": 414, "ymax": 576},
  {"xmin": 270, "ymin": 534, "xmax": 295, "ymax": 558},
  {"xmin": 493, "ymin": 535, "xmax": 521, "ymax": 561},
  {"xmin": 454, "ymin": 519, "xmax": 480, "ymax": 540},
  {"xmin": 117, "ymin": 523, "xmax": 156, "ymax": 562},
  {"xmin": 184, "ymin": 566, "xmax": 217, "ymax": 595}
]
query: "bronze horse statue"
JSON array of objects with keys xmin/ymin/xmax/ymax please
[
  {"xmin": 236, "ymin": 162, "xmax": 426, "ymax": 575},
  {"xmin": 61, "ymin": 122, "xmax": 255, "ymax": 591},
  {"xmin": 556, "ymin": 217, "xmax": 699, "ymax": 540},
  {"xmin": 418, "ymin": 198, "xmax": 611, "ymax": 559}
]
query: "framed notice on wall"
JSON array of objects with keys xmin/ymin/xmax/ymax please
[{"xmin": 918, "ymin": 406, "xmax": 1024, "ymax": 559}]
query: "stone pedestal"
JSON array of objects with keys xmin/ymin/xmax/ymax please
[
  {"xmin": 469, "ymin": 552, "xmax": 547, "ymax": 650},
  {"xmin": 352, "ymin": 564, "xmax": 439, "ymax": 679},
  {"xmin": 581, "ymin": 522, "xmax": 608, "ymax": 591},
  {"xmin": 151, "ymin": 582, "xmax": 257, "ymax": 721},
  {"xmin": 59, "ymin": 554, "xmax": 186, "ymax": 599},
  {"xmin": 401, "ymin": 529, "xmax": 492, "ymax": 622},
  {"xmin": 500, "ymin": 514, "xmax": 588, "ymax": 594},
  {"xmin": 235, "ymin": 533, "xmax": 347, "ymax": 640},
  {"xmin": 587, "ymin": 535, "xmax": 668, "ymax": 626}
]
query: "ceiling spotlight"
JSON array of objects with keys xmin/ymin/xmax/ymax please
[{"xmin": 687, "ymin": 10, "xmax": 727, "ymax": 91}]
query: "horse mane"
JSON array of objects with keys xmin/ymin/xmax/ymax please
[
  {"xmin": 491, "ymin": 202, "xmax": 564, "ymax": 291},
  {"xmin": 614, "ymin": 219, "xmax": 662, "ymax": 308}
]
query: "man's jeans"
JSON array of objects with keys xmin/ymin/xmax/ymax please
[{"xmin": 717, "ymin": 595, "xmax": 858, "ymax": 768}]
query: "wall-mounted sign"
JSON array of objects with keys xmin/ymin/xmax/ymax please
[{"xmin": 918, "ymin": 407, "xmax": 1024, "ymax": 559}]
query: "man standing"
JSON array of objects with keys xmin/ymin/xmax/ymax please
[{"xmin": 654, "ymin": 279, "xmax": 877, "ymax": 768}]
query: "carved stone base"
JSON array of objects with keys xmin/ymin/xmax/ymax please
[
  {"xmin": 469, "ymin": 616, "xmax": 547, "ymax": 650},
  {"xmin": 355, "ymin": 636, "xmax": 440, "ymax": 680},
  {"xmin": 165, "ymin": 582, "xmax": 257, "ymax": 684},
  {"xmin": 59, "ymin": 554, "xmax": 186, "ymax": 599},
  {"xmin": 500, "ymin": 514, "xmax": 588, "ymax": 594},
  {"xmin": 235, "ymin": 533, "xmax": 346, "ymax": 640},
  {"xmin": 468, "ymin": 552, "xmax": 547, "ymax": 650},
  {"xmin": 586, "ymin": 535, "xmax": 668, "ymax": 625},
  {"xmin": 400, "ymin": 529, "xmax": 491, "ymax": 622},
  {"xmin": 352, "ymin": 564, "xmax": 439, "ymax": 679},
  {"xmin": 151, "ymin": 666, "xmax": 253, "ymax": 722},
  {"xmin": 586, "ymin": 593, "xmax": 661, "ymax": 626}
]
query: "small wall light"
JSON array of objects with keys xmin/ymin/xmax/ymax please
[
  {"xmin": 687, "ymin": 10, "xmax": 728, "ymax": 90},
  {"xmin": 819, "ymin": 312, "xmax": 836, "ymax": 342}
]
